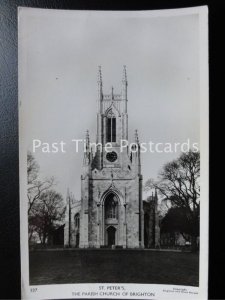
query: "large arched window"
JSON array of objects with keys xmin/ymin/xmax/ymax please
[
  {"xmin": 106, "ymin": 111, "xmax": 116, "ymax": 142},
  {"xmin": 74, "ymin": 213, "xmax": 80, "ymax": 229},
  {"xmin": 105, "ymin": 194, "xmax": 118, "ymax": 219}
]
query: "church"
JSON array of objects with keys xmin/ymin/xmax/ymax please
[{"xmin": 64, "ymin": 67, "xmax": 157, "ymax": 248}]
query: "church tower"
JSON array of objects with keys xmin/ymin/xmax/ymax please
[{"xmin": 79, "ymin": 66, "xmax": 144, "ymax": 248}]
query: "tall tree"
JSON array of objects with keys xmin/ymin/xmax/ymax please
[
  {"xmin": 27, "ymin": 151, "xmax": 55, "ymax": 214},
  {"xmin": 145, "ymin": 150, "xmax": 200, "ymax": 251},
  {"xmin": 27, "ymin": 152, "xmax": 65, "ymax": 244},
  {"xmin": 29, "ymin": 190, "xmax": 65, "ymax": 245}
]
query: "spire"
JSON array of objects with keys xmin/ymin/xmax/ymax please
[
  {"xmin": 86, "ymin": 130, "xmax": 90, "ymax": 145},
  {"xmin": 122, "ymin": 65, "xmax": 127, "ymax": 83},
  {"xmin": 122, "ymin": 65, "xmax": 128, "ymax": 112},
  {"xmin": 155, "ymin": 188, "xmax": 158, "ymax": 200},
  {"xmin": 97, "ymin": 66, "xmax": 103, "ymax": 112},
  {"xmin": 134, "ymin": 129, "xmax": 139, "ymax": 143},
  {"xmin": 83, "ymin": 130, "xmax": 90, "ymax": 166},
  {"xmin": 85, "ymin": 129, "xmax": 90, "ymax": 153},
  {"xmin": 111, "ymin": 86, "xmax": 114, "ymax": 100},
  {"xmin": 97, "ymin": 65, "xmax": 102, "ymax": 85},
  {"xmin": 133, "ymin": 129, "xmax": 141, "ymax": 174}
]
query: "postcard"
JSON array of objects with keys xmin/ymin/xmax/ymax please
[{"xmin": 19, "ymin": 6, "xmax": 208, "ymax": 300}]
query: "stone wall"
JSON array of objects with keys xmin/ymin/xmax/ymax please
[{"xmin": 80, "ymin": 164, "xmax": 143, "ymax": 248}]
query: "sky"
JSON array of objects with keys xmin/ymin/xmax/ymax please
[{"xmin": 19, "ymin": 8, "xmax": 200, "ymax": 201}]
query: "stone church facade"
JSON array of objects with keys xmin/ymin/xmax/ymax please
[{"xmin": 64, "ymin": 67, "xmax": 156, "ymax": 248}]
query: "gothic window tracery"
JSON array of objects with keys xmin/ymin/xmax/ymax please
[
  {"xmin": 106, "ymin": 110, "xmax": 116, "ymax": 142},
  {"xmin": 105, "ymin": 194, "xmax": 118, "ymax": 219}
]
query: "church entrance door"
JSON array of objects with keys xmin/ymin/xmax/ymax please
[{"xmin": 107, "ymin": 226, "xmax": 116, "ymax": 246}]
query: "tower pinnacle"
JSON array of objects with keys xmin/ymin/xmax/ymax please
[
  {"xmin": 134, "ymin": 129, "xmax": 139, "ymax": 143},
  {"xmin": 98, "ymin": 66, "xmax": 102, "ymax": 84},
  {"xmin": 122, "ymin": 65, "xmax": 127, "ymax": 83},
  {"xmin": 111, "ymin": 86, "xmax": 114, "ymax": 100},
  {"xmin": 122, "ymin": 65, "xmax": 128, "ymax": 113},
  {"xmin": 97, "ymin": 66, "xmax": 103, "ymax": 112},
  {"xmin": 83, "ymin": 130, "xmax": 90, "ymax": 166},
  {"xmin": 86, "ymin": 129, "xmax": 90, "ymax": 143}
]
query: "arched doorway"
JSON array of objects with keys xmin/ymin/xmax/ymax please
[
  {"xmin": 104, "ymin": 192, "xmax": 119, "ymax": 247},
  {"xmin": 107, "ymin": 226, "xmax": 116, "ymax": 246}
]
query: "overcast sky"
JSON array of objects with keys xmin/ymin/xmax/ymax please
[{"xmin": 19, "ymin": 8, "xmax": 200, "ymax": 200}]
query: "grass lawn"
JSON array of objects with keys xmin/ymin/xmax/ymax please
[{"xmin": 29, "ymin": 249, "xmax": 199, "ymax": 286}]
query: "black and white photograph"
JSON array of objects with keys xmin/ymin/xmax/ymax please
[{"xmin": 19, "ymin": 6, "xmax": 208, "ymax": 300}]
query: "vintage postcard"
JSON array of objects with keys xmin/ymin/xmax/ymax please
[{"xmin": 19, "ymin": 6, "xmax": 208, "ymax": 300}]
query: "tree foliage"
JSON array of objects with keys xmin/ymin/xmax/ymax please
[
  {"xmin": 27, "ymin": 152, "xmax": 65, "ymax": 244},
  {"xmin": 29, "ymin": 190, "xmax": 65, "ymax": 245},
  {"xmin": 161, "ymin": 206, "xmax": 199, "ymax": 238},
  {"xmin": 145, "ymin": 150, "xmax": 200, "ymax": 250},
  {"xmin": 27, "ymin": 151, "xmax": 55, "ymax": 214}
]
